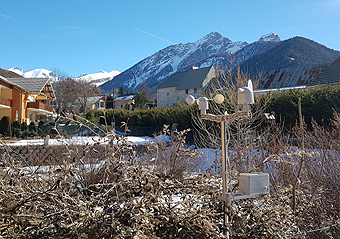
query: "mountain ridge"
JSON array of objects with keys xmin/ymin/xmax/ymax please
[
  {"xmin": 100, "ymin": 31, "xmax": 252, "ymax": 92},
  {"xmin": 6, "ymin": 32, "xmax": 340, "ymax": 92},
  {"xmin": 239, "ymin": 36, "xmax": 340, "ymax": 73}
]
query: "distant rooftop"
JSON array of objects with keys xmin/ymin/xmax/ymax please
[
  {"xmin": 308, "ymin": 56, "xmax": 340, "ymax": 86},
  {"xmin": 87, "ymin": 95, "xmax": 105, "ymax": 105},
  {"xmin": 258, "ymin": 65, "xmax": 328, "ymax": 89},
  {"xmin": 114, "ymin": 93, "xmax": 135, "ymax": 101},
  {"xmin": 157, "ymin": 65, "xmax": 215, "ymax": 90}
]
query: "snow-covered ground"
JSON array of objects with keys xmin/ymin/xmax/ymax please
[
  {"xmin": 6, "ymin": 134, "xmax": 223, "ymax": 173},
  {"xmin": 7, "ymin": 135, "xmax": 155, "ymax": 146}
]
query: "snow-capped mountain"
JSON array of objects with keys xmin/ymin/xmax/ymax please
[
  {"xmin": 74, "ymin": 70, "xmax": 120, "ymax": 86},
  {"xmin": 196, "ymin": 33, "xmax": 281, "ymax": 69},
  {"xmin": 7, "ymin": 67, "xmax": 120, "ymax": 86},
  {"xmin": 8, "ymin": 67, "xmax": 58, "ymax": 82},
  {"xmin": 258, "ymin": 32, "xmax": 280, "ymax": 42},
  {"xmin": 100, "ymin": 31, "xmax": 249, "ymax": 92}
]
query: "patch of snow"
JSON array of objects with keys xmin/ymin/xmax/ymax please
[
  {"xmin": 7, "ymin": 135, "xmax": 153, "ymax": 146},
  {"xmin": 75, "ymin": 70, "xmax": 120, "ymax": 86},
  {"xmin": 153, "ymin": 135, "xmax": 171, "ymax": 144},
  {"xmin": 7, "ymin": 67, "xmax": 58, "ymax": 81}
]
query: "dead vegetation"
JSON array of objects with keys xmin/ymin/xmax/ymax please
[{"xmin": 1, "ymin": 105, "xmax": 340, "ymax": 238}]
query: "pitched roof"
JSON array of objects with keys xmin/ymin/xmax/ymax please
[
  {"xmin": 308, "ymin": 56, "xmax": 340, "ymax": 86},
  {"xmin": 157, "ymin": 66, "xmax": 215, "ymax": 90},
  {"xmin": 0, "ymin": 68, "xmax": 24, "ymax": 78},
  {"xmin": 258, "ymin": 65, "xmax": 328, "ymax": 89},
  {"xmin": 87, "ymin": 95, "xmax": 105, "ymax": 105},
  {"xmin": 114, "ymin": 94, "xmax": 135, "ymax": 101},
  {"xmin": 6, "ymin": 78, "xmax": 51, "ymax": 93}
]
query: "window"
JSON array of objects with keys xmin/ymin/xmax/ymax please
[
  {"xmin": 95, "ymin": 103, "xmax": 99, "ymax": 108},
  {"xmin": 185, "ymin": 89, "xmax": 188, "ymax": 94}
]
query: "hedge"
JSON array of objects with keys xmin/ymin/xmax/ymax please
[
  {"xmin": 85, "ymin": 84, "xmax": 340, "ymax": 136},
  {"xmin": 85, "ymin": 103, "xmax": 193, "ymax": 135},
  {"xmin": 265, "ymin": 84, "xmax": 340, "ymax": 129}
]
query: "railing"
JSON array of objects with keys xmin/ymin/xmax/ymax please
[
  {"xmin": 27, "ymin": 102, "xmax": 54, "ymax": 113},
  {"xmin": 0, "ymin": 97, "xmax": 12, "ymax": 107}
]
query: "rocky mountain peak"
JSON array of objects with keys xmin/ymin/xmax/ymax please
[{"xmin": 258, "ymin": 32, "xmax": 280, "ymax": 42}]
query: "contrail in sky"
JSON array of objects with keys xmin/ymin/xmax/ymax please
[
  {"xmin": 0, "ymin": 13, "xmax": 17, "ymax": 20},
  {"xmin": 134, "ymin": 28, "xmax": 175, "ymax": 44}
]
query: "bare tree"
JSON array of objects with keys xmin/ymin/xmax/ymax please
[
  {"xmin": 192, "ymin": 65, "xmax": 273, "ymax": 172},
  {"xmin": 53, "ymin": 78, "xmax": 100, "ymax": 114},
  {"xmin": 53, "ymin": 78, "xmax": 79, "ymax": 113},
  {"xmin": 77, "ymin": 80, "xmax": 100, "ymax": 113},
  {"xmin": 50, "ymin": 68, "xmax": 70, "ymax": 80}
]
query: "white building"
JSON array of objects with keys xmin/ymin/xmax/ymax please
[{"xmin": 156, "ymin": 65, "xmax": 217, "ymax": 108}]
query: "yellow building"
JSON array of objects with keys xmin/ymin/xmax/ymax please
[{"xmin": 0, "ymin": 76, "xmax": 56, "ymax": 124}]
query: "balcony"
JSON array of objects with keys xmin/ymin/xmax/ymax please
[
  {"xmin": 0, "ymin": 97, "xmax": 12, "ymax": 108},
  {"xmin": 27, "ymin": 102, "xmax": 55, "ymax": 114}
]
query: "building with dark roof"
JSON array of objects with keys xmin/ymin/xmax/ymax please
[
  {"xmin": 114, "ymin": 94, "xmax": 135, "ymax": 110},
  {"xmin": 156, "ymin": 65, "xmax": 217, "ymax": 107},
  {"xmin": 258, "ymin": 65, "xmax": 328, "ymax": 89},
  {"xmin": 308, "ymin": 56, "xmax": 340, "ymax": 86},
  {"xmin": 0, "ymin": 76, "xmax": 56, "ymax": 124},
  {"xmin": 85, "ymin": 95, "xmax": 106, "ymax": 111}
]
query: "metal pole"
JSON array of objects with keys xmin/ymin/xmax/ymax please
[
  {"xmin": 221, "ymin": 121, "xmax": 229, "ymax": 239},
  {"xmin": 221, "ymin": 121, "xmax": 227, "ymax": 194}
]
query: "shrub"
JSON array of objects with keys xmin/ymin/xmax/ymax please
[
  {"xmin": 20, "ymin": 122, "xmax": 28, "ymax": 131},
  {"xmin": 266, "ymin": 84, "xmax": 340, "ymax": 129},
  {"xmin": 29, "ymin": 122, "xmax": 36, "ymax": 132},
  {"xmin": 85, "ymin": 104, "xmax": 192, "ymax": 135},
  {"xmin": 12, "ymin": 121, "xmax": 20, "ymax": 129},
  {"xmin": 38, "ymin": 120, "xmax": 46, "ymax": 126},
  {"xmin": 0, "ymin": 116, "xmax": 11, "ymax": 137}
]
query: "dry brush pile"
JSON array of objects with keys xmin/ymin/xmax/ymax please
[{"xmin": 1, "ymin": 110, "xmax": 340, "ymax": 238}]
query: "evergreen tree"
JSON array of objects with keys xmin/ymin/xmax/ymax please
[
  {"xmin": 118, "ymin": 86, "xmax": 124, "ymax": 95},
  {"xmin": 133, "ymin": 91, "xmax": 148, "ymax": 110},
  {"xmin": 106, "ymin": 95, "xmax": 114, "ymax": 109}
]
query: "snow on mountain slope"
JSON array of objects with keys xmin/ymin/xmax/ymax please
[
  {"xmin": 8, "ymin": 67, "xmax": 120, "ymax": 86},
  {"xmin": 75, "ymin": 70, "xmax": 120, "ymax": 86},
  {"xmin": 100, "ymin": 31, "xmax": 248, "ymax": 92},
  {"xmin": 195, "ymin": 33, "xmax": 280, "ymax": 70},
  {"xmin": 258, "ymin": 32, "xmax": 280, "ymax": 42},
  {"xmin": 8, "ymin": 67, "xmax": 58, "ymax": 81}
]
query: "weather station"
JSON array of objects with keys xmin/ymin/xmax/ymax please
[{"xmin": 186, "ymin": 80, "xmax": 269, "ymax": 237}]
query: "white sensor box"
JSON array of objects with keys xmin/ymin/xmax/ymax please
[{"xmin": 239, "ymin": 173, "xmax": 269, "ymax": 196}]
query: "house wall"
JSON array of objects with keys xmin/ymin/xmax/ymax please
[
  {"xmin": 157, "ymin": 87, "xmax": 177, "ymax": 107},
  {"xmin": 0, "ymin": 108, "xmax": 11, "ymax": 121},
  {"xmin": 86, "ymin": 98, "xmax": 106, "ymax": 111},
  {"xmin": 157, "ymin": 87, "xmax": 203, "ymax": 108},
  {"xmin": 176, "ymin": 88, "xmax": 202, "ymax": 104},
  {"xmin": 114, "ymin": 99, "xmax": 134, "ymax": 110},
  {"xmin": 1, "ymin": 87, "xmax": 12, "ymax": 100},
  {"xmin": 0, "ymin": 85, "xmax": 13, "ymax": 121},
  {"xmin": 11, "ymin": 87, "xmax": 23, "ymax": 123}
]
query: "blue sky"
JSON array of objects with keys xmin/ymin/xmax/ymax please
[{"xmin": 1, "ymin": 0, "xmax": 340, "ymax": 77}]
